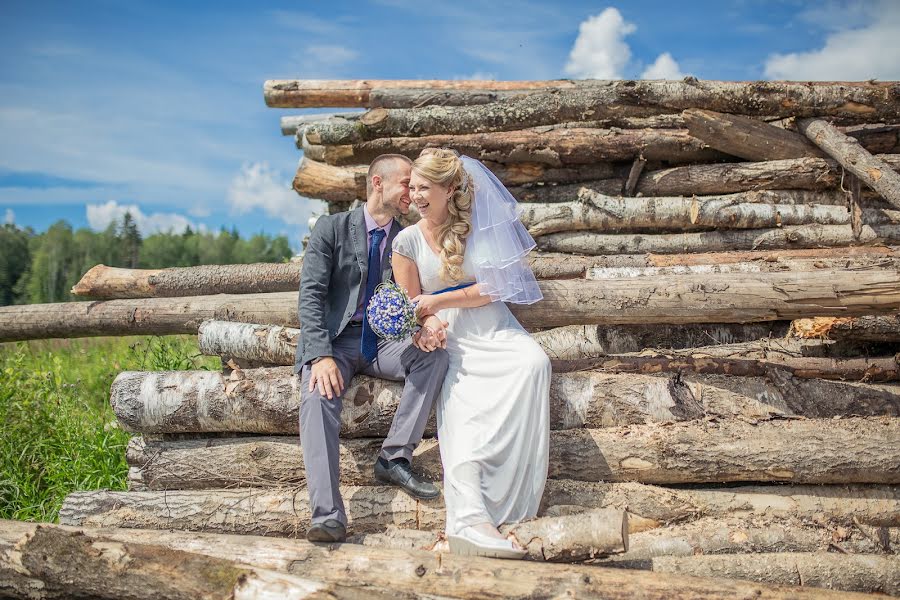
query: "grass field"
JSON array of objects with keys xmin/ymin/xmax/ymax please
[{"xmin": 0, "ymin": 335, "xmax": 218, "ymax": 522}]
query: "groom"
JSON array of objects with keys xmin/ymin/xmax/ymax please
[{"xmin": 296, "ymin": 153, "xmax": 449, "ymax": 543}]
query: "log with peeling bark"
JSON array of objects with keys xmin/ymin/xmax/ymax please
[
  {"xmin": 519, "ymin": 192, "xmax": 899, "ymax": 236},
  {"xmin": 3, "ymin": 521, "xmax": 857, "ymax": 600},
  {"xmin": 792, "ymin": 314, "xmax": 900, "ymax": 342},
  {"xmin": 71, "ymin": 262, "xmax": 304, "ymax": 299},
  {"xmin": 306, "ymin": 127, "xmax": 727, "ymax": 167},
  {"xmin": 302, "ymin": 80, "xmax": 900, "ymax": 143},
  {"xmin": 645, "ymin": 244, "xmax": 899, "ymax": 267},
  {"xmin": 0, "ymin": 522, "xmax": 383, "ymax": 600},
  {"xmin": 800, "ymin": 118, "xmax": 900, "ymax": 210},
  {"xmin": 293, "ymin": 156, "xmax": 615, "ymax": 202},
  {"xmin": 110, "ymin": 366, "xmax": 900, "ymax": 436},
  {"xmin": 537, "ymin": 223, "xmax": 900, "ymax": 254},
  {"xmin": 684, "ymin": 108, "xmax": 824, "ymax": 160},
  {"xmin": 10, "ymin": 268, "xmax": 900, "ymax": 341},
  {"xmin": 263, "ymin": 78, "xmax": 573, "ymax": 108},
  {"xmin": 280, "ymin": 111, "xmax": 362, "ymax": 136},
  {"xmin": 58, "ymin": 480, "xmax": 900, "ymax": 540},
  {"xmin": 198, "ymin": 320, "xmax": 299, "ymax": 365},
  {"xmin": 649, "ymin": 553, "xmax": 900, "ymax": 596},
  {"xmin": 634, "ymin": 154, "xmax": 900, "ymax": 197},
  {"xmin": 596, "ymin": 515, "xmax": 899, "ymax": 566}
]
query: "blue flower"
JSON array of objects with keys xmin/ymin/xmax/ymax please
[{"xmin": 367, "ymin": 281, "xmax": 418, "ymax": 341}]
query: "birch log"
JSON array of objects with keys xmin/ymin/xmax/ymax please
[
  {"xmin": 109, "ymin": 367, "xmax": 900, "ymax": 435},
  {"xmin": 519, "ymin": 193, "xmax": 898, "ymax": 236},
  {"xmin": 302, "ymin": 80, "xmax": 900, "ymax": 143},
  {"xmin": 537, "ymin": 223, "xmax": 900, "ymax": 254},
  {"xmin": 58, "ymin": 481, "xmax": 900, "ymax": 538},
  {"xmin": 649, "ymin": 553, "xmax": 900, "ymax": 596},
  {"xmin": 2, "ymin": 521, "xmax": 857, "ymax": 600},
  {"xmin": 800, "ymin": 118, "xmax": 900, "ymax": 209},
  {"xmin": 684, "ymin": 108, "xmax": 824, "ymax": 160},
  {"xmin": 0, "ymin": 523, "xmax": 384, "ymax": 600}
]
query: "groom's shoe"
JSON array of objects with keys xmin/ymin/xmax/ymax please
[
  {"xmin": 374, "ymin": 457, "xmax": 440, "ymax": 500},
  {"xmin": 306, "ymin": 519, "xmax": 346, "ymax": 543}
]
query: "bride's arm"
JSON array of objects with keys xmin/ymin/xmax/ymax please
[
  {"xmin": 414, "ymin": 284, "xmax": 492, "ymax": 316},
  {"xmin": 391, "ymin": 253, "xmax": 422, "ymax": 300}
]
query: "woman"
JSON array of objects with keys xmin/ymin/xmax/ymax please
[{"xmin": 390, "ymin": 148, "xmax": 550, "ymax": 559}]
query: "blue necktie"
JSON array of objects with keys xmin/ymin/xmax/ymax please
[{"xmin": 361, "ymin": 227, "xmax": 387, "ymax": 362}]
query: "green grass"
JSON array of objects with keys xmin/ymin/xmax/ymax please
[{"xmin": 0, "ymin": 335, "xmax": 218, "ymax": 522}]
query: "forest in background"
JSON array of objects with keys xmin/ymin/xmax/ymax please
[{"xmin": 0, "ymin": 213, "xmax": 294, "ymax": 305}]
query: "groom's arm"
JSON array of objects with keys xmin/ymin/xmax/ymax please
[{"xmin": 299, "ymin": 217, "xmax": 335, "ymax": 362}]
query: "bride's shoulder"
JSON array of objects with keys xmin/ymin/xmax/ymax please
[{"xmin": 392, "ymin": 224, "xmax": 421, "ymax": 258}]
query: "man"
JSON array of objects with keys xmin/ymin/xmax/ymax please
[{"xmin": 296, "ymin": 154, "xmax": 449, "ymax": 543}]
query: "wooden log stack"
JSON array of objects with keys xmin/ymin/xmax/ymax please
[{"xmin": 3, "ymin": 78, "xmax": 899, "ymax": 597}]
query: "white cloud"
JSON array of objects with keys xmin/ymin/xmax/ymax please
[
  {"xmin": 305, "ymin": 45, "xmax": 359, "ymax": 67},
  {"xmin": 564, "ymin": 8, "xmax": 636, "ymax": 79},
  {"xmin": 86, "ymin": 201, "xmax": 198, "ymax": 235},
  {"xmin": 4, "ymin": 208, "xmax": 13, "ymax": 225},
  {"xmin": 227, "ymin": 162, "xmax": 324, "ymax": 227},
  {"xmin": 764, "ymin": 4, "xmax": 900, "ymax": 80},
  {"xmin": 641, "ymin": 52, "xmax": 686, "ymax": 79},
  {"xmin": 454, "ymin": 71, "xmax": 498, "ymax": 81}
]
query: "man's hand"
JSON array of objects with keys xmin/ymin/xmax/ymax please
[
  {"xmin": 309, "ymin": 357, "xmax": 344, "ymax": 400},
  {"xmin": 413, "ymin": 315, "xmax": 448, "ymax": 352}
]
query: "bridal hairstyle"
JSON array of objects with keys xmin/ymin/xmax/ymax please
[{"xmin": 413, "ymin": 148, "xmax": 474, "ymax": 282}]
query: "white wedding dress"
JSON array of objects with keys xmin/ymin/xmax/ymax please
[{"xmin": 393, "ymin": 224, "xmax": 550, "ymax": 535}]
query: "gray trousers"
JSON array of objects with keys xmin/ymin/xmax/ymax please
[{"xmin": 299, "ymin": 323, "xmax": 449, "ymax": 526}]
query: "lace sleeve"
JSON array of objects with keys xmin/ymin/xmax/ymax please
[{"xmin": 391, "ymin": 229, "xmax": 416, "ymax": 261}]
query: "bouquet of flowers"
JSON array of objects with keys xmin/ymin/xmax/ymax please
[{"xmin": 366, "ymin": 281, "xmax": 419, "ymax": 341}]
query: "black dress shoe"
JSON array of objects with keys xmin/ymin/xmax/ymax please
[
  {"xmin": 374, "ymin": 457, "xmax": 441, "ymax": 500},
  {"xmin": 306, "ymin": 519, "xmax": 346, "ymax": 543}
]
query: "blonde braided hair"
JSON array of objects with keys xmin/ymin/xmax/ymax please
[{"xmin": 413, "ymin": 149, "xmax": 473, "ymax": 282}]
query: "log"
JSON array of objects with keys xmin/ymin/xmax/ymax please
[
  {"xmin": 800, "ymin": 118, "xmax": 900, "ymax": 210},
  {"xmin": 536, "ymin": 223, "xmax": 900, "ymax": 254},
  {"xmin": 684, "ymin": 108, "xmax": 824, "ymax": 160},
  {"xmin": 0, "ymin": 522, "xmax": 382, "ymax": 600},
  {"xmin": 518, "ymin": 191, "xmax": 899, "ymax": 236},
  {"xmin": 110, "ymin": 366, "xmax": 900, "ymax": 436},
  {"xmin": 280, "ymin": 111, "xmax": 362, "ymax": 136},
  {"xmin": 263, "ymin": 78, "xmax": 571, "ymax": 108},
  {"xmin": 293, "ymin": 156, "xmax": 614, "ymax": 202},
  {"xmin": 598, "ymin": 515, "xmax": 899, "ymax": 566},
  {"xmin": 128, "ymin": 416, "xmax": 900, "ymax": 485},
  {"xmin": 58, "ymin": 481, "xmax": 900, "ymax": 538},
  {"xmin": 198, "ymin": 320, "xmax": 299, "ymax": 365},
  {"xmin": 8, "ymin": 268, "xmax": 900, "ymax": 342},
  {"xmin": 303, "ymin": 80, "xmax": 900, "ymax": 143},
  {"xmin": 635, "ymin": 154, "xmax": 900, "ymax": 196},
  {"xmin": 649, "ymin": 553, "xmax": 899, "ymax": 596},
  {"xmin": 792, "ymin": 315, "xmax": 900, "ymax": 342},
  {"xmin": 645, "ymin": 244, "xmax": 899, "ymax": 267},
  {"xmin": 71, "ymin": 262, "xmax": 303, "ymax": 299},
  {"xmin": 307, "ymin": 127, "xmax": 727, "ymax": 167},
  {"xmin": 2, "ymin": 521, "xmax": 857, "ymax": 600}
]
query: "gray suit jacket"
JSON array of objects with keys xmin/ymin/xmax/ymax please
[{"xmin": 294, "ymin": 207, "xmax": 401, "ymax": 372}]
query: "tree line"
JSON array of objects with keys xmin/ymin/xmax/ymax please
[{"xmin": 0, "ymin": 213, "xmax": 294, "ymax": 305}]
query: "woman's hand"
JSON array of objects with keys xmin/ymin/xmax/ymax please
[
  {"xmin": 412, "ymin": 294, "xmax": 443, "ymax": 321},
  {"xmin": 413, "ymin": 315, "xmax": 448, "ymax": 352}
]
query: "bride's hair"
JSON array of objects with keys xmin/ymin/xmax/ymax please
[{"xmin": 412, "ymin": 148, "xmax": 473, "ymax": 282}]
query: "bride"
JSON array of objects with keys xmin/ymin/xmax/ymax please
[{"xmin": 390, "ymin": 148, "xmax": 550, "ymax": 559}]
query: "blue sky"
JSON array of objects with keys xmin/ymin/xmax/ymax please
[{"xmin": 2, "ymin": 0, "xmax": 898, "ymax": 250}]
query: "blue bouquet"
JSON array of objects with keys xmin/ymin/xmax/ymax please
[{"xmin": 366, "ymin": 281, "xmax": 419, "ymax": 341}]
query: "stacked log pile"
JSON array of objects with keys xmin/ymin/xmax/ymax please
[{"xmin": 2, "ymin": 78, "xmax": 899, "ymax": 598}]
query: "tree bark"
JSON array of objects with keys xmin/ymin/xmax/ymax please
[
  {"xmin": 648, "ymin": 553, "xmax": 899, "ymax": 596},
  {"xmin": 58, "ymin": 481, "xmax": 900, "ymax": 539},
  {"xmin": 302, "ymin": 80, "xmax": 900, "ymax": 143},
  {"xmin": 308, "ymin": 127, "xmax": 727, "ymax": 167},
  {"xmin": 684, "ymin": 109, "xmax": 825, "ymax": 160},
  {"xmin": 596, "ymin": 515, "xmax": 899, "ymax": 566},
  {"xmin": 800, "ymin": 118, "xmax": 900, "ymax": 210},
  {"xmin": 537, "ymin": 223, "xmax": 900, "ymax": 254},
  {"xmin": 71, "ymin": 262, "xmax": 304, "ymax": 299},
  {"xmin": 635, "ymin": 154, "xmax": 900, "ymax": 196},
  {"xmin": 8, "ymin": 268, "xmax": 900, "ymax": 342},
  {"xmin": 109, "ymin": 366, "xmax": 900, "ymax": 435},
  {"xmin": 3, "ymin": 520, "xmax": 857, "ymax": 600},
  {"xmin": 791, "ymin": 314, "xmax": 900, "ymax": 342},
  {"xmin": 646, "ymin": 244, "xmax": 899, "ymax": 267},
  {"xmin": 0, "ymin": 522, "xmax": 376, "ymax": 600},
  {"xmin": 519, "ymin": 192, "xmax": 898, "ymax": 236},
  {"xmin": 198, "ymin": 320, "xmax": 300, "ymax": 365},
  {"xmin": 280, "ymin": 111, "xmax": 363, "ymax": 136},
  {"xmin": 263, "ymin": 78, "xmax": 573, "ymax": 108}
]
